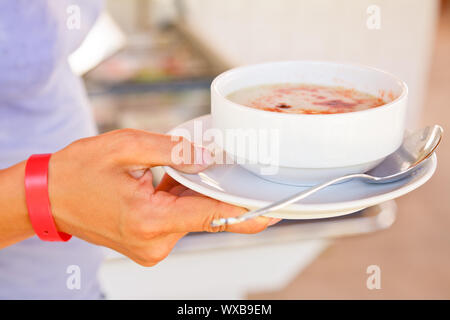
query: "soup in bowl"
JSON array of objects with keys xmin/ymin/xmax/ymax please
[{"xmin": 211, "ymin": 61, "xmax": 408, "ymax": 186}]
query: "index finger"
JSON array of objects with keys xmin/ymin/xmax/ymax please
[{"xmin": 152, "ymin": 191, "xmax": 275, "ymax": 234}]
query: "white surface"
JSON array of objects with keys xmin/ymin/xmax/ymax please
[
  {"xmin": 98, "ymin": 200, "xmax": 398, "ymax": 299},
  {"xmin": 179, "ymin": 0, "xmax": 439, "ymax": 127},
  {"xmin": 165, "ymin": 115, "xmax": 437, "ymax": 219},
  {"xmin": 99, "ymin": 238, "xmax": 329, "ymax": 299},
  {"xmin": 211, "ymin": 61, "xmax": 408, "ymax": 179},
  {"xmin": 69, "ymin": 13, "xmax": 126, "ymax": 75}
]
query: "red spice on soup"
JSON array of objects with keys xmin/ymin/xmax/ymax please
[{"xmin": 227, "ymin": 83, "xmax": 387, "ymax": 114}]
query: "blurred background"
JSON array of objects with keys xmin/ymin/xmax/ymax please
[{"xmin": 72, "ymin": 0, "xmax": 450, "ymax": 299}]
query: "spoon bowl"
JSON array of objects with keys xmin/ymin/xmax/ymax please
[{"xmin": 366, "ymin": 124, "xmax": 443, "ymax": 183}]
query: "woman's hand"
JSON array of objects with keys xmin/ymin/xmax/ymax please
[{"xmin": 47, "ymin": 129, "xmax": 278, "ymax": 266}]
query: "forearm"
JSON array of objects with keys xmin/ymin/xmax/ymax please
[{"xmin": 0, "ymin": 161, "xmax": 35, "ymax": 248}]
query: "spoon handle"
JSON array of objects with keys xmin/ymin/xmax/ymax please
[{"xmin": 211, "ymin": 173, "xmax": 371, "ymax": 227}]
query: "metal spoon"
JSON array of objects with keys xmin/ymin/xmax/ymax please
[{"xmin": 211, "ymin": 125, "xmax": 443, "ymax": 227}]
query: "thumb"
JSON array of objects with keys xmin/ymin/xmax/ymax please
[
  {"xmin": 169, "ymin": 135, "xmax": 215, "ymax": 173},
  {"xmin": 122, "ymin": 131, "xmax": 214, "ymax": 174}
]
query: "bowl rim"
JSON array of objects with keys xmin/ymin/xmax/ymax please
[{"xmin": 211, "ymin": 60, "xmax": 408, "ymax": 118}]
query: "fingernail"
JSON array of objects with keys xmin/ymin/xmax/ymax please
[
  {"xmin": 201, "ymin": 148, "xmax": 214, "ymax": 166},
  {"xmin": 129, "ymin": 168, "xmax": 149, "ymax": 179},
  {"xmin": 268, "ymin": 218, "xmax": 282, "ymax": 226}
]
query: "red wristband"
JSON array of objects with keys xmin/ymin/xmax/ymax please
[{"xmin": 24, "ymin": 154, "xmax": 71, "ymax": 242}]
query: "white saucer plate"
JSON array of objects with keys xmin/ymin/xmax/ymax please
[{"xmin": 164, "ymin": 115, "xmax": 437, "ymax": 219}]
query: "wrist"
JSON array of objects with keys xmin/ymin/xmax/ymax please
[
  {"xmin": 46, "ymin": 150, "xmax": 78, "ymax": 237},
  {"xmin": 24, "ymin": 154, "xmax": 71, "ymax": 241}
]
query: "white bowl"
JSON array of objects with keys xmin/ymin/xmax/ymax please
[{"xmin": 211, "ymin": 61, "xmax": 408, "ymax": 186}]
